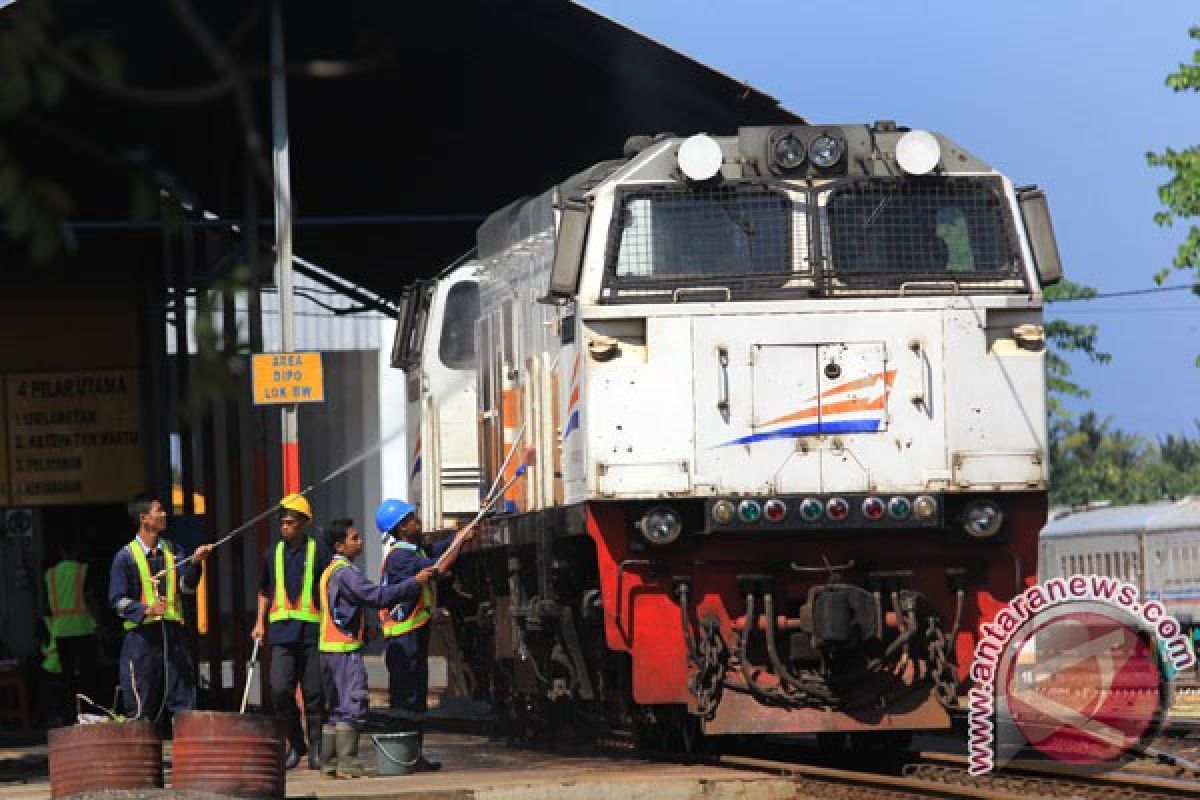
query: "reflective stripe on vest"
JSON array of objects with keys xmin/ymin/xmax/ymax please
[
  {"xmin": 41, "ymin": 640, "xmax": 60, "ymax": 674},
  {"xmin": 46, "ymin": 561, "xmax": 96, "ymax": 638},
  {"xmin": 268, "ymin": 539, "xmax": 320, "ymax": 623},
  {"xmin": 378, "ymin": 544, "xmax": 433, "ymax": 637},
  {"xmin": 319, "ymin": 558, "xmax": 363, "ymax": 653},
  {"xmin": 124, "ymin": 541, "xmax": 183, "ymax": 630}
]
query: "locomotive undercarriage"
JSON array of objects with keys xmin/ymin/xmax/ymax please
[{"xmin": 441, "ymin": 506, "xmax": 963, "ymax": 743}]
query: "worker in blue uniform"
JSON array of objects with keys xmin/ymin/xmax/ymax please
[
  {"xmin": 375, "ymin": 498, "xmax": 474, "ymax": 771},
  {"xmin": 108, "ymin": 492, "xmax": 212, "ymax": 729},
  {"xmin": 318, "ymin": 518, "xmax": 433, "ymax": 779},
  {"xmin": 251, "ymin": 493, "xmax": 331, "ymax": 770}
]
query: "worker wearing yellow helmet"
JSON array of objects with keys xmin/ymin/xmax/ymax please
[{"xmin": 252, "ymin": 492, "xmax": 332, "ymax": 770}]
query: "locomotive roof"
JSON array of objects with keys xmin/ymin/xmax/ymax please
[{"xmin": 1041, "ymin": 497, "xmax": 1200, "ymax": 539}]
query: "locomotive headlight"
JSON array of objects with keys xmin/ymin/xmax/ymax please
[
  {"xmin": 711, "ymin": 499, "xmax": 736, "ymax": 525},
  {"xmin": 895, "ymin": 129, "xmax": 942, "ymax": 175},
  {"xmin": 962, "ymin": 500, "xmax": 1005, "ymax": 540},
  {"xmin": 809, "ymin": 134, "xmax": 845, "ymax": 168},
  {"xmin": 677, "ymin": 133, "xmax": 723, "ymax": 182},
  {"xmin": 772, "ymin": 133, "xmax": 806, "ymax": 170},
  {"xmin": 639, "ymin": 506, "xmax": 683, "ymax": 546}
]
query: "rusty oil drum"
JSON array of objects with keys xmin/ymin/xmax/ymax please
[
  {"xmin": 47, "ymin": 720, "xmax": 163, "ymax": 798},
  {"xmin": 171, "ymin": 710, "xmax": 286, "ymax": 797}
]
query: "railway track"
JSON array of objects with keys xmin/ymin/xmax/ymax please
[
  {"xmin": 691, "ymin": 749, "xmax": 1200, "ymax": 800},
  {"xmin": 586, "ymin": 728, "xmax": 1200, "ymax": 800}
]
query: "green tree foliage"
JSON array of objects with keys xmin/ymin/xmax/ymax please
[
  {"xmin": 1050, "ymin": 24, "xmax": 1200, "ymax": 506},
  {"xmin": 1147, "ymin": 24, "xmax": 1200, "ymax": 360},
  {"xmin": 0, "ymin": 0, "xmax": 81, "ymax": 262},
  {"xmin": 1050, "ymin": 414, "xmax": 1200, "ymax": 506},
  {"xmin": 1044, "ymin": 280, "xmax": 1111, "ymax": 421}
]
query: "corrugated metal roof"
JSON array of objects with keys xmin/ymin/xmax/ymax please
[
  {"xmin": 167, "ymin": 271, "xmax": 386, "ymax": 355},
  {"xmin": 1041, "ymin": 498, "xmax": 1200, "ymax": 539}
]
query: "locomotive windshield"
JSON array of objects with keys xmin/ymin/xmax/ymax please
[
  {"xmin": 824, "ymin": 178, "xmax": 1018, "ymax": 277},
  {"xmin": 602, "ymin": 176, "xmax": 1025, "ymax": 301},
  {"xmin": 613, "ymin": 186, "xmax": 790, "ymax": 278}
]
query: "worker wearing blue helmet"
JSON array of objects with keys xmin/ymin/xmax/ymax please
[{"xmin": 375, "ymin": 498, "xmax": 473, "ymax": 771}]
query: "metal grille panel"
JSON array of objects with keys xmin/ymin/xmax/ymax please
[
  {"xmin": 824, "ymin": 179, "xmax": 1017, "ymax": 276},
  {"xmin": 613, "ymin": 186, "xmax": 791, "ymax": 278}
]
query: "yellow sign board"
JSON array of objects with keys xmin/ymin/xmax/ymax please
[
  {"xmin": 251, "ymin": 352, "xmax": 325, "ymax": 405},
  {"xmin": 0, "ymin": 388, "xmax": 9, "ymax": 506},
  {"xmin": 5, "ymin": 369, "xmax": 144, "ymax": 506}
]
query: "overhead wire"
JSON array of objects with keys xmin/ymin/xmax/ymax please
[{"xmin": 1046, "ymin": 283, "xmax": 1199, "ymax": 303}]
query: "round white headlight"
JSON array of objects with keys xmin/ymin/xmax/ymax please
[
  {"xmin": 639, "ymin": 506, "xmax": 683, "ymax": 546},
  {"xmin": 895, "ymin": 130, "xmax": 941, "ymax": 175},
  {"xmin": 962, "ymin": 500, "xmax": 1005, "ymax": 540},
  {"xmin": 809, "ymin": 134, "xmax": 845, "ymax": 168},
  {"xmin": 677, "ymin": 134, "xmax": 723, "ymax": 182}
]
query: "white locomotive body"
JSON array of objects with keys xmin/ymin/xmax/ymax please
[
  {"xmin": 393, "ymin": 260, "xmax": 482, "ymax": 531},
  {"xmin": 395, "ymin": 123, "xmax": 1061, "ymax": 740}
]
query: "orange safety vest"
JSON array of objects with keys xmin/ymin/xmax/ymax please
[
  {"xmin": 318, "ymin": 558, "xmax": 364, "ymax": 653},
  {"xmin": 46, "ymin": 560, "xmax": 97, "ymax": 638},
  {"xmin": 268, "ymin": 539, "xmax": 321, "ymax": 623},
  {"xmin": 378, "ymin": 543, "xmax": 433, "ymax": 637}
]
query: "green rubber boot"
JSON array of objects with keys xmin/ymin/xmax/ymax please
[
  {"xmin": 320, "ymin": 726, "xmax": 338, "ymax": 779},
  {"xmin": 335, "ymin": 724, "xmax": 365, "ymax": 779}
]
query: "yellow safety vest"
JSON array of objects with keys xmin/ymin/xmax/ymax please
[
  {"xmin": 46, "ymin": 560, "xmax": 97, "ymax": 638},
  {"xmin": 319, "ymin": 558, "xmax": 363, "ymax": 653},
  {"xmin": 124, "ymin": 540, "xmax": 184, "ymax": 630},
  {"xmin": 41, "ymin": 615, "xmax": 61, "ymax": 674},
  {"xmin": 268, "ymin": 539, "xmax": 320, "ymax": 623},
  {"xmin": 42, "ymin": 640, "xmax": 61, "ymax": 674},
  {"xmin": 379, "ymin": 543, "xmax": 433, "ymax": 637}
]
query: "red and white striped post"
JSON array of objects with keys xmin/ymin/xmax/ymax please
[{"xmin": 270, "ymin": 0, "xmax": 299, "ymax": 495}]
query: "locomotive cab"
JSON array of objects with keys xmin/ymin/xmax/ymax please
[{"xmin": 392, "ymin": 259, "xmax": 482, "ymax": 532}]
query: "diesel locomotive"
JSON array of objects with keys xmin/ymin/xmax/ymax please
[{"xmin": 391, "ymin": 122, "xmax": 1061, "ymax": 744}]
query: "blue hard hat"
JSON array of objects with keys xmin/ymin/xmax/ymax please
[{"xmin": 376, "ymin": 498, "xmax": 416, "ymax": 534}]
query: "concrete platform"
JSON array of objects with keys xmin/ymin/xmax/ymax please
[{"xmin": 0, "ymin": 733, "xmax": 797, "ymax": 800}]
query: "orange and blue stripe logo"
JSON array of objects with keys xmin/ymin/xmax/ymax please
[
  {"xmin": 720, "ymin": 370, "xmax": 896, "ymax": 446},
  {"xmin": 563, "ymin": 356, "xmax": 581, "ymax": 440},
  {"xmin": 410, "ymin": 435, "xmax": 422, "ymax": 479}
]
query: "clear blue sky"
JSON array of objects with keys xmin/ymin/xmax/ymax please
[{"xmin": 583, "ymin": 0, "xmax": 1199, "ymax": 440}]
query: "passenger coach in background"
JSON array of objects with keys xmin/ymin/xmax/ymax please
[
  {"xmin": 1040, "ymin": 497, "xmax": 1200, "ymax": 677},
  {"xmin": 392, "ymin": 122, "xmax": 1063, "ymax": 747}
]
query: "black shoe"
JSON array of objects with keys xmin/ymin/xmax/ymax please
[
  {"xmin": 284, "ymin": 744, "xmax": 301, "ymax": 770},
  {"xmin": 413, "ymin": 756, "xmax": 441, "ymax": 772}
]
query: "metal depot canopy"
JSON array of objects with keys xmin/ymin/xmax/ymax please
[{"xmin": 4, "ymin": 0, "xmax": 801, "ymax": 298}]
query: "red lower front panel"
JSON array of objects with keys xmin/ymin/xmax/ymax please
[{"xmin": 587, "ymin": 493, "xmax": 1044, "ymax": 733}]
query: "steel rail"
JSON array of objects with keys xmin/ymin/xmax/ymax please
[
  {"xmin": 914, "ymin": 751, "xmax": 1200, "ymax": 799},
  {"xmin": 712, "ymin": 753, "xmax": 1029, "ymax": 800}
]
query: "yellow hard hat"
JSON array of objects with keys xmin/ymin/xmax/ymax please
[{"xmin": 279, "ymin": 493, "xmax": 312, "ymax": 519}]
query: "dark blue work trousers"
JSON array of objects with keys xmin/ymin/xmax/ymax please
[
  {"xmin": 269, "ymin": 642, "xmax": 323, "ymax": 748},
  {"xmin": 385, "ymin": 624, "xmax": 430, "ymax": 717},
  {"xmin": 320, "ymin": 651, "xmax": 368, "ymax": 729},
  {"xmin": 117, "ymin": 622, "xmax": 195, "ymax": 720}
]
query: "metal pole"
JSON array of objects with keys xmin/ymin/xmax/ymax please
[{"xmin": 270, "ymin": 0, "xmax": 299, "ymax": 494}]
